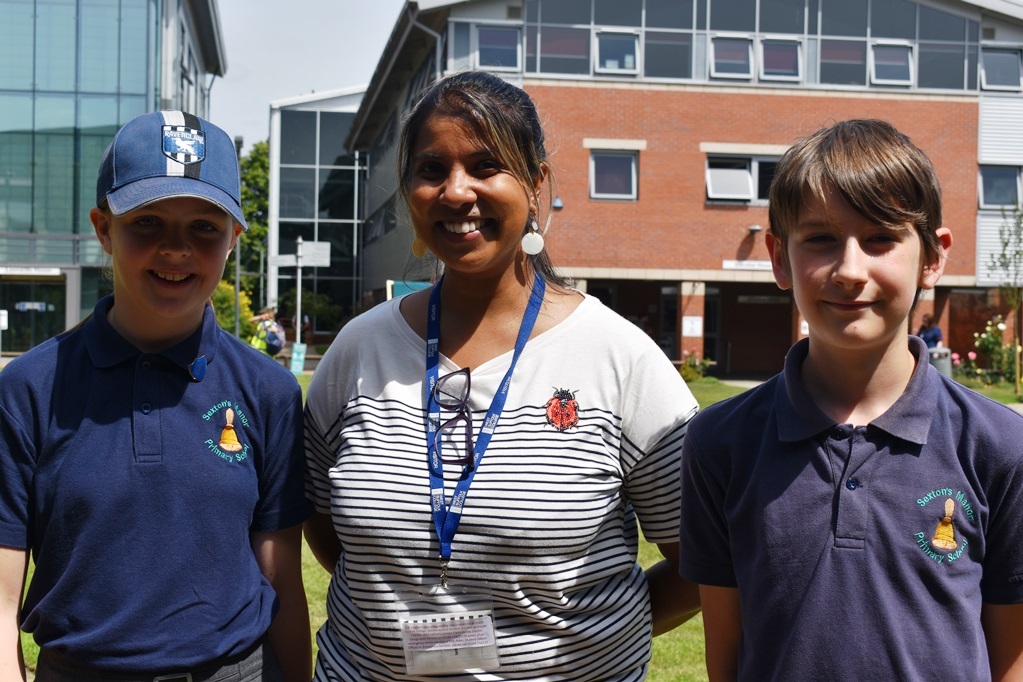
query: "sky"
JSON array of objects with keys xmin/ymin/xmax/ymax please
[{"xmin": 210, "ymin": 0, "xmax": 406, "ymax": 155}]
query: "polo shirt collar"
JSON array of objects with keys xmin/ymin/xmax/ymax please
[
  {"xmin": 84, "ymin": 295, "xmax": 220, "ymax": 381},
  {"xmin": 776, "ymin": 335, "xmax": 937, "ymax": 446}
]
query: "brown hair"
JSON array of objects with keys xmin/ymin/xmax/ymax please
[
  {"xmin": 396, "ymin": 70, "xmax": 567, "ymax": 287},
  {"xmin": 768, "ymin": 119, "xmax": 943, "ymax": 264}
]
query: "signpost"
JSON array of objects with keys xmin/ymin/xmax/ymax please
[{"xmin": 271, "ymin": 237, "xmax": 330, "ymax": 375}]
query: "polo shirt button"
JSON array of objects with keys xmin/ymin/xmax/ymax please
[
  {"xmin": 142, "ymin": 361, "xmax": 151, "ymax": 369},
  {"xmin": 141, "ymin": 403, "xmax": 152, "ymax": 414},
  {"xmin": 846, "ymin": 478, "xmax": 860, "ymax": 491}
]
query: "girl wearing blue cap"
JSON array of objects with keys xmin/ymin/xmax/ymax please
[{"xmin": 0, "ymin": 111, "xmax": 311, "ymax": 681}]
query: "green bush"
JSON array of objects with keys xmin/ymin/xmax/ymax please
[
  {"xmin": 678, "ymin": 350, "xmax": 711, "ymax": 382},
  {"xmin": 970, "ymin": 315, "xmax": 1017, "ymax": 385}
]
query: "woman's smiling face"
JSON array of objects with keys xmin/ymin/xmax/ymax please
[{"xmin": 407, "ymin": 114, "xmax": 538, "ymax": 281}]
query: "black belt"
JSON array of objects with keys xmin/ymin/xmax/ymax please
[{"xmin": 36, "ymin": 637, "xmax": 264, "ymax": 682}]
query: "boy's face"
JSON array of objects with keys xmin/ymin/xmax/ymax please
[
  {"xmin": 91, "ymin": 196, "xmax": 242, "ymax": 343},
  {"xmin": 766, "ymin": 183, "xmax": 951, "ymax": 358}
]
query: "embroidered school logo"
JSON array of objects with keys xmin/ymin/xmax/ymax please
[
  {"xmin": 545, "ymin": 388, "xmax": 579, "ymax": 431},
  {"xmin": 201, "ymin": 401, "xmax": 251, "ymax": 463},
  {"xmin": 913, "ymin": 488, "xmax": 974, "ymax": 565},
  {"xmin": 162, "ymin": 125, "xmax": 206, "ymax": 164}
]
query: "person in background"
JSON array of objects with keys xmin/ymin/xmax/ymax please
[
  {"xmin": 917, "ymin": 312, "xmax": 943, "ymax": 348},
  {"xmin": 0, "ymin": 111, "xmax": 311, "ymax": 681},
  {"xmin": 303, "ymin": 71, "xmax": 700, "ymax": 681},
  {"xmin": 249, "ymin": 306, "xmax": 286, "ymax": 357},
  {"xmin": 679, "ymin": 119, "xmax": 1023, "ymax": 681}
]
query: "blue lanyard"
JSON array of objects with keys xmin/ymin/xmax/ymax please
[{"xmin": 425, "ymin": 275, "xmax": 546, "ymax": 578}]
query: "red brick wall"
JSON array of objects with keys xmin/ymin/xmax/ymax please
[{"xmin": 528, "ymin": 83, "xmax": 979, "ymax": 277}]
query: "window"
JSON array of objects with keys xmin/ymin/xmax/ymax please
[
  {"xmin": 590, "ymin": 151, "xmax": 637, "ymax": 200},
  {"xmin": 706, "ymin": 158, "xmax": 753, "ymax": 200},
  {"xmin": 706, "ymin": 157, "xmax": 778, "ymax": 202},
  {"xmin": 918, "ymin": 43, "xmax": 966, "ymax": 90},
  {"xmin": 820, "ymin": 39, "xmax": 867, "ymax": 86},
  {"xmin": 711, "ymin": 37, "xmax": 753, "ymax": 79},
  {"xmin": 870, "ymin": 0, "xmax": 916, "ymax": 40},
  {"xmin": 821, "ymin": 0, "xmax": 867, "ymax": 37},
  {"xmin": 760, "ymin": 40, "xmax": 801, "ymax": 81},
  {"xmin": 478, "ymin": 27, "xmax": 520, "ymax": 70},
  {"xmin": 646, "ymin": 0, "xmax": 693, "ymax": 29},
  {"xmin": 645, "ymin": 32, "xmax": 693, "ymax": 78},
  {"xmin": 539, "ymin": 26, "xmax": 590, "ymax": 74},
  {"xmin": 979, "ymin": 166, "xmax": 1020, "ymax": 208},
  {"xmin": 594, "ymin": 0, "xmax": 641, "ymax": 27},
  {"xmin": 871, "ymin": 43, "xmax": 913, "ymax": 85},
  {"xmin": 710, "ymin": 0, "xmax": 755, "ymax": 32},
  {"xmin": 759, "ymin": 0, "xmax": 805, "ymax": 34},
  {"xmin": 981, "ymin": 48, "xmax": 1022, "ymax": 91},
  {"xmin": 596, "ymin": 32, "xmax": 639, "ymax": 73}
]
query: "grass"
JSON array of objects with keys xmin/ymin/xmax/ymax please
[{"xmin": 954, "ymin": 379, "xmax": 1022, "ymax": 405}]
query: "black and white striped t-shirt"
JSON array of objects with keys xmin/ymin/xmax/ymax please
[{"xmin": 305, "ymin": 294, "xmax": 698, "ymax": 681}]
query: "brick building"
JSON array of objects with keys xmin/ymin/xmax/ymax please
[{"xmin": 345, "ymin": 0, "xmax": 1023, "ymax": 376}]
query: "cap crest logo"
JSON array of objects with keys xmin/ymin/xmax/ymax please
[{"xmin": 162, "ymin": 125, "xmax": 206, "ymax": 165}]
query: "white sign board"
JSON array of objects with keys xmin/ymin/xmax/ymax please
[
  {"xmin": 0, "ymin": 310, "xmax": 7, "ymax": 331},
  {"xmin": 721, "ymin": 260, "xmax": 772, "ymax": 271},
  {"xmin": 682, "ymin": 316, "xmax": 703, "ymax": 337},
  {"xmin": 269, "ymin": 254, "xmax": 297, "ymax": 267},
  {"xmin": 302, "ymin": 241, "xmax": 331, "ymax": 267}
]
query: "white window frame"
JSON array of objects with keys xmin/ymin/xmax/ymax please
[
  {"xmin": 590, "ymin": 150, "xmax": 639, "ymax": 200},
  {"xmin": 706, "ymin": 157, "xmax": 754, "ymax": 200},
  {"xmin": 594, "ymin": 31, "xmax": 640, "ymax": 74},
  {"xmin": 980, "ymin": 47, "xmax": 1023, "ymax": 91},
  {"xmin": 978, "ymin": 166, "xmax": 1021, "ymax": 209},
  {"xmin": 710, "ymin": 35, "xmax": 754, "ymax": 79},
  {"xmin": 474, "ymin": 25, "xmax": 521, "ymax": 71},
  {"xmin": 759, "ymin": 38, "xmax": 802, "ymax": 82},
  {"xmin": 706, "ymin": 156, "xmax": 780, "ymax": 203},
  {"xmin": 870, "ymin": 42, "xmax": 914, "ymax": 86}
]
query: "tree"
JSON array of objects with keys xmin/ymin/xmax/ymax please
[
  {"xmin": 990, "ymin": 205, "xmax": 1023, "ymax": 396},
  {"xmin": 236, "ymin": 140, "xmax": 270, "ymax": 308},
  {"xmin": 212, "ymin": 280, "xmax": 256, "ymax": 339}
]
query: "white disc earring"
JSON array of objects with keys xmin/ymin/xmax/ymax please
[{"xmin": 521, "ymin": 220, "xmax": 545, "ymax": 256}]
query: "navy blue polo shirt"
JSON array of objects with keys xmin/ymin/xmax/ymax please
[
  {"xmin": 679, "ymin": 336, "xmax": 1023, "ymax": 680},
  {"xmin": 0, "ymin": 297, "xmax": 310, "ymax": 670}
]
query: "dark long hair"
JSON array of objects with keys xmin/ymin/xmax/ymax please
[{"xmin": 397, "ymin": 70, "xmax": 568, "ymax": 288}]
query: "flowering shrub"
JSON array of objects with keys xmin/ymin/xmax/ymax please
[
  {"xmin": 678, "ymin": 349, "xmax": 711, "ymax": 382},
  {"xmin": 965, "ymin": 315, "xmax": 1018, "ymax": 385},
  {"xmin": 951, "ymin": 350, "xmax": 986, "ymax": 386}
]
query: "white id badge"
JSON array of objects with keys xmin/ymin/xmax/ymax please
[{"xmin": 396, "ymin": 583, "xmax": 500, "ymax": 675}]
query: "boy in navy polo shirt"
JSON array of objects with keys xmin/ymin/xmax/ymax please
[
  {"xmin": 0, "ymin": 112, "xmax": 310, "ymax": 680},
  {"xmin": 679, "ymin": 119, "xmax": 1023, "ymax": 680}
]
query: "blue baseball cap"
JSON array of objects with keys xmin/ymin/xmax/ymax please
[{"xmin": 96, "ymin": 110, "xmax": 248, "ymax": 230}]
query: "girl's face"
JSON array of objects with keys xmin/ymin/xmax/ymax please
[
  {"xmin": 407, "ymin": 113, "xmax": 539, "ymax": 282},
  {"xmin": 91, "ymin": 196, "xmax": 241, "ymax": 350}
]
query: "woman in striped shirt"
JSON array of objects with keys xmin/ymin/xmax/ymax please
[{"xmin": 303, "ymin": 70, "xmax": 700, "ymax": 681}]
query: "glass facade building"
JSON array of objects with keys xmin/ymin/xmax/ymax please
[
  {"xmin": 0, "ymin": 0, "xmax": 226, "ymax": 352},
  {"xmin": 268, "ymin": 88, "xmax": 365, "ymax": 339}
]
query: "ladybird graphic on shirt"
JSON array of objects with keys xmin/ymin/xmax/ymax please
[{"xmin": 545, "ymin": 388, "xmax": 579, "ymax": 431}]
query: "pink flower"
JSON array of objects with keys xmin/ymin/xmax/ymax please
[{"xmin": 968, "ymin": 351, "xmax": 977, "ymax": 361}]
